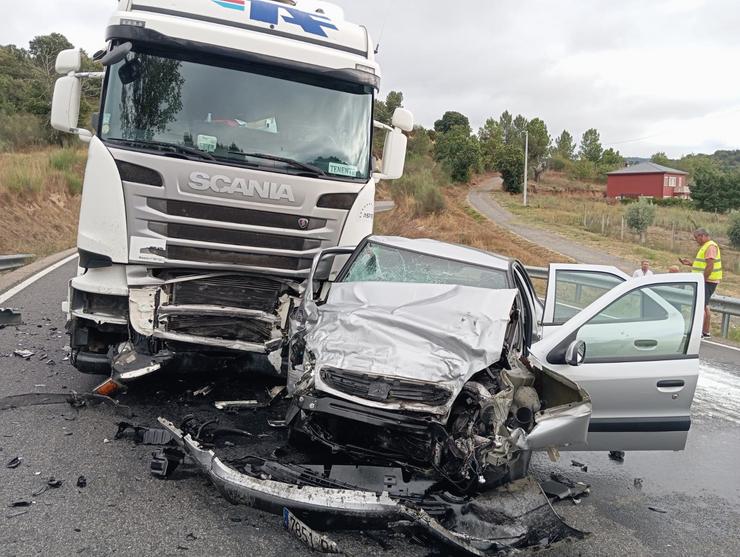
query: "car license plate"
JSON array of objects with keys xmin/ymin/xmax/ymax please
[{"xmin": 282, "ymin": 508, "xmax": 341, "ymax": 554}]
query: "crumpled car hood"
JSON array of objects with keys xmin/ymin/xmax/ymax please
[{"xmin": 306, "ymin": 282, "xmax": 518, "ymax": 390}]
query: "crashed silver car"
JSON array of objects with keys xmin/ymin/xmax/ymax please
[{"xmin": 285, "ymin": 235, "xmax": 705, "ymax": 488}]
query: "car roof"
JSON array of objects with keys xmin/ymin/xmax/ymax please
[{"xmin": 366, "ymin": 236, "xmax": 512, "ymax": 271}]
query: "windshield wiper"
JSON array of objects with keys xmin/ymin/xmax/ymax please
[
  {"xmin": 105, "ymin": 137, "xmax": 216, "ymax": 161},
  {"xmin": 228, "ymin": 151, "xmax": 326, "ymax": 176}
]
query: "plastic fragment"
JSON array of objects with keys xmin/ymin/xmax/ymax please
[
  {"xmin": 13, "ymin": 349, "xmax": 34, "ymax": 359},
  {"xmin": 76, "ymin": 475, "xmax": 87, "ymax": 488},
  {"xmin": 6, "ymin": 456, "xmax": 22, "ymax": 468}
]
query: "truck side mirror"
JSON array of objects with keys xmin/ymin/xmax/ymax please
[
  {"xmin": 55, "ymin": 48, "xmax": 81, "ymax": 74},
  {"xmin": 51, "ymin": 49, "xmax": 94, "ymax": 143},
  {"xmin": 378, "ymin": 128, "xmax": 407, "ymax": 180},
  {"xmin": 391, "ymin": 107, "xmax": 414, "ymax": 132}
]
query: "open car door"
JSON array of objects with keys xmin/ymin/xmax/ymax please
[
  {"xmin": 541, "ymin": 263, "xmax": 629, "ymax": 337},
  {"xmin": 529, "ymin": 273, "xmax": 704, "ymax": 451}
]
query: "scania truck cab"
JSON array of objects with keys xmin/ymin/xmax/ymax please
[{"xmin": 50, "ymin": 0, "xmax": 413, "ymax": 383}]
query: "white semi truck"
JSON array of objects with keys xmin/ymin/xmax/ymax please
[{"xmin": 50, "ymin": 0, "xmax": 412, "ymax": 384}]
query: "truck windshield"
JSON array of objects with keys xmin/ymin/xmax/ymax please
[{"xmin": 100, "ymin": 48, "xmax": 373, "ymax": 181}]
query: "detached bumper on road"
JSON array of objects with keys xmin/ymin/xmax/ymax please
[{"xmin": 158, "ymin": 418, "xmax": 586, "ymax": 556}]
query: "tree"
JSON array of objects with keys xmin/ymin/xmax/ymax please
[
  {"xmin": 526, "ymin": 117, "xmax": 551, "ymax": 181},
  {"xmin": 554, "ymin": 130, "xmax": 576, "ymax": 160},
  {"xmin": 478, "ymin": 117, "xmax": 503, "ymax": 171},
  {"xmin": 579, "ymin": 128, "xmax": 603, "ymax": 162},
  {"xmin": 434, "ymin": 125, "xmax": 480, "ymax": 182},
  {"xmin": 728, "ymin": 212, "xmax": 740, "ymax": 249},
  {"xmin": 625, "ymin": 198, "xmax": 656, "ymax": 243},
  {"xmin": 651, "ymin": 152, "xmax": 671, "ymax": 166},
  {"xmin": 690, "ymin": 161, "xmax": 726, "ymax": 212},
  {"xmin": 374, "ymin": 90, "xmax": 403, "ymax": 125},
  {"xmin": 498, "ymin": 110, "xmax": 513, "ymax": 144},
  {"xmin": 496, "ymin": 143, "xmax": 525, "ymax": 194},
  {"xmin": 434, "ymin": 111, "xmax": 471, "ymax": 135}
]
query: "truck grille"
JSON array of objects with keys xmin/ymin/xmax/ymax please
[
  {"xmin": 320, "ymin": 367, "xmax": 451, "ymax": 406},
  {"xmin": 167, "ymin": 246, "xmax": 313, "ymax": 271},
  {"xmin": 166, "ymin": 314, "xmax": 273, "ymax": 344},
  {"xmin": 147, "ymin": 199, "xmax": 325, "ymax": 231},
  {"xmin": 148, "ymin": 222, "xmax": 321, "ymax": 252},
  {"xmin": 170, "ymin": 274, "xmax": 283, "ymax": 313}
]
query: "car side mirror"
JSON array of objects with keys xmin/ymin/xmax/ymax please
[
  {"xmin": 50, "ymin": 75, "xmax": 91, "ymax": 142},
  {"xmin": 565, "ymin": 340, "xmax": 586, "ymax": 366},
  {"xmin": 375, "ymin": 128, "xmax": 407, "ymax": 180}
]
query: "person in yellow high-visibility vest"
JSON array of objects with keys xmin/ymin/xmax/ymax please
[{"xmin": 679, "ymin": 228, "xmax": 722, "ymax": 338}]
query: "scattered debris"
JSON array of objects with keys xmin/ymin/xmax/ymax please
[
  {"xmin": 266, "ymin": 419, "xmax": 287, "ymax": 429},
  {"xmin": 283, "ymin": 507, "xmax": 342, "ymax": 554},
  {"xmin": 542, "ymin": 472, "xmax": 590, "ymax": 502},
  {"xmin": 6, "ymin": 510, "xmax": 28, "ymax": 519},
  {"xmin": 76, "ymin": 475, "xmax": 87, "ymax": 488},
  {"xmin": 150, "ymin": 448, "xmax": 185, "ymax": 478},
  {"xmin": 193, "ymin": 384, "xmax": 214, "ymax": 397},
  {"xmin": 6, "ymin": 456, "xmax": 22, "ymax": 469},
  {"xmin": 634, "ymin": 478, "xmax": 643, "ymax": 490},
  {"xmin": 115, "ymin": 422, "xmax": 175, "ymax": 445},
  {"xmin": 608, "ymin": 450, "xmax": 625, "ymax": 462},
  {"xmin": 214, "ymin": 400, "xmax": 261, "ymax": 411},
  {"xmin": 648, "ymin": 506, "xmax": 668, "ymax": 514},
  {"xmin": 47, "ymin": 477, "xmax": 63, "ymax": 488},
  {"xmin": 13, "ymin": 349, "xmax": 35, "ymax": 359},
  {"xmin": 9, "ymin": 501, "xmax": 33, "ymax": 508},
  {"xmin": 0, "ymin": 308, "xmax": 22, "ymax": 326},
  {"xmin": 571, "ymin": 459, "xmax": 588, "ymax": 472}
]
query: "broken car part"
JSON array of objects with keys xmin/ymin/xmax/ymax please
[
  {"xmin": 157, "ymin": 417, "xmax": 586, "ymax": 555},
  {"xmin": 283, "ymin": 508, "xmax": 343, "ymax": 554},
  {"xmin": 0, "ymin": 308, "xmax": 22, "ymax": 326},
  {"xmin": 115, "ymin": 422, "xmax": 175, "ymax": 445}
]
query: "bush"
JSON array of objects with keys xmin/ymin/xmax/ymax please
[
  {"xmin": 654, "ymin": 197, "xmax": 693, "ymax": 209},
  {"xmin": 389, "ymin": 154, "xmax": 447, "ymax": 216},
  {"xmin": 49, "ymin": 149, "xmax": 81, "ymax": 171},
  {"xmin": 434, "ymin": 126, "xmax": 481, "ymax": 183},
  {"xmin": 0, "ymin": 111, "xmax": 48, "ymax": 151},
  {"xmin": 496, "ymin": 144, "xmax": 524, "ymax": 194},
  {"xmin": 625, "ymin": 198, "xmax": 656, "ymax": 243},
  {"xmin": 728, "ymin": 212, "xmax": 740, "ymax": 249},
  {"xmin": 549, "ymin": 154, "xmax": 571, "ymax": 172},
  {"xmin": 568, "ymin": 159, "xmax": 597, "ymax": 181},
  {"xmin": 64, "ymin": 170, "xmax": 83, "ymax": 195},
  {"xmin": 414, "ymin": 182, "xmax": 446, "ymax": 216}
]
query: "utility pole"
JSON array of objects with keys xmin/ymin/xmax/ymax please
[{"xmin": 523, "ymin": 130, "xmax": 529, "ymax": 206}]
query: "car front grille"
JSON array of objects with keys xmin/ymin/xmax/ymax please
[
  {"xmin": 166, "ymin": 314, "xmax": 273, "ymax": 343},
  {"xmin": 320, "ymin": 367, "xmax": 451, "ymax": 406}
]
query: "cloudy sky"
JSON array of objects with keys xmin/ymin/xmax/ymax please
[{"xmin": 4, "ymin": 0, "xmax": 740, "ymax": 157}]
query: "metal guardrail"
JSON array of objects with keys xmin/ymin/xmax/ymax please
[
  {"xmin": 524, "ymin": 265, "xmax": 740, "ymax": 339},
  {"xmin": 0, "ymin": 254, "xmax": 34, "ymax": 272}
]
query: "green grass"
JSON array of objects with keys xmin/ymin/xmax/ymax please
[
  {"xmin": 4, "ymin": 164, "xmax": 44, "ymax": 194},
  {"xmin": 49, "ymin": 148, "xmax": 82, "ymax": 171}
]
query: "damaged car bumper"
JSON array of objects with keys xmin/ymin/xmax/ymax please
[{"xmin": 157, "ymin": 417, "xmax": 586, "ymax": 555}]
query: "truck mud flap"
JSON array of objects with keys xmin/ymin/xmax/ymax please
[{"xmin": 158, "ymin": 418, "xmax": 586, "ymax": 555}]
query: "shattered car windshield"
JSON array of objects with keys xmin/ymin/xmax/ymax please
[{"xmin": 342, "ymin": 241, "xmax": 509, "ymax": 288}]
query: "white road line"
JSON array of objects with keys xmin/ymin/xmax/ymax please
[
  {"xmin": 702, "ymin": 339, "xmax": 740, "ymax": 353},
  {"xmin": 0, "ymin": 254, "xmax": 78, "ymax": 305}
]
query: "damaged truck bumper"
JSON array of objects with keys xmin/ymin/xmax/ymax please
[
  {"xmin": 67, "ymin": 266, "xmax": 299, "ymax": 378},
  {"xmin": 158, "ymin": 417, "xmax": 586, "ymax": 555}
]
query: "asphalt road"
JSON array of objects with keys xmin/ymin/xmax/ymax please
[{"xmin": 1, "ymin": 258, "xmax": 739, "ymax": 556}]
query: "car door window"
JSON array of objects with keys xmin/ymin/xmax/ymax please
[
  {"xmin": 578, "ymin": 282, "xmax": 697, "ymax": 361},
  {"xmin": 553, "ymin": 270, "xmax": 624, "ymax": 324}
]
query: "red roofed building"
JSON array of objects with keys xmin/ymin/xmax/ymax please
[{"xmin": 606, "ymin": 162, "xmax": 690, "ymax": 199}]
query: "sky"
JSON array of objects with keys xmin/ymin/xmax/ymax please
[{"xmin": 4, "ymin": 0, "xmax": 740, "ymax": 158}]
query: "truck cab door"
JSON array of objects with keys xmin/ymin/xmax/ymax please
[
  {"xmin": 530, "ymin": 273, "xmax": 704, "ymax": 451},
  {"xmin": 541, "ymin": 263, "xmax": 628, "ymax": 337}
]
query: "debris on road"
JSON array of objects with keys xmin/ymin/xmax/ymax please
[
  {"xmin": 214, "ymin": 400, "xmax": 261, "ymax": 411},
  {"xmin": 115, "ymin": 422, "xmax": 175, "ymax": 445},
  {"xmin": 608, "ymin": 450, "xmax": 625, "ymax": 462},
  {"xmin": 150, "ymin": 448, "xmax": 184, "ymax": 478},
  {"xmin": 193, "ymin": 384, "xmax": 214, "ymax": 397},
  {"xmin": 6, "ymin": 509, "xmax": 29, "ymax": 519},
  {"xmin": 541, "ymin": 472, "xmax": 590, "ymax": 502},
  {"xmin": 634, "ymin": 478, "xmax": 643, "ymax": 490},
  {"xmin": 648, "ymin": 506, "xmax": 668, "ymax": 514},
  {"xmin": 571, "ymin": 459, "xmax": 588, "ymax": 472},
  {"xmin": 0, "ymin": 308, "xmax": 22, "ymax": 326},
  {"xmin": 76, "ymin": 475, "xmax": 87, "ymax": 488},
  {"xmin": 13, "ymin": 349, "xmax": 35, "ymax": 359},
  {"xmin": 6, "ymin": 456, "xmax": 22, "ymax": 468}
]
